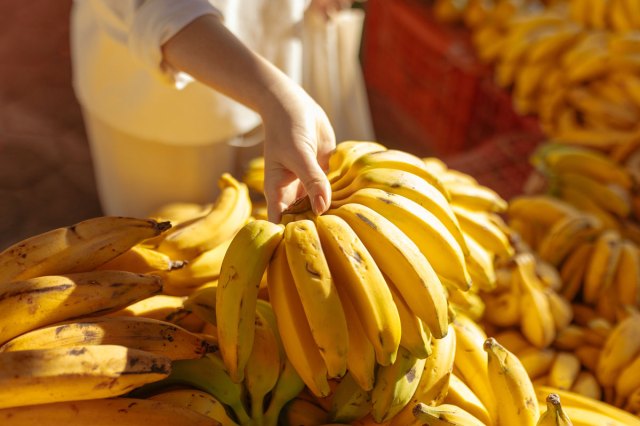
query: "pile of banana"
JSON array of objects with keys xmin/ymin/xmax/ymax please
[
  {"xmin": 3, "ymin": 138, "xmax": 640, "ymax": 424},
  {"xmin": 432, "ymin": 0, "xmax": 640, "ymax": 149}
]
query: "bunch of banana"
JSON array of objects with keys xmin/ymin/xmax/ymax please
[
  {"xmin": 153, "ymin": 173, "xmax": 252, "ymax": 262},
  {"xmin": 531, "ymin": 143, "xmax": 636, "ymax": 232},
  {"xmin": 481, "ymin": 251, "xmax": 572, "ymax": 350},
  {"xmin": 434, "ymin": 0, "xmax": 640, "ymax": 144},
  {"xmin": 567, "ymin": 0, "xmax": 640, "ymax": 32}
]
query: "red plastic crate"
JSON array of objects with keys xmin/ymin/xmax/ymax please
[
  {"xmin": 362, "ymin": 0, "xmax": 542, "ymax": 158},
  {"xmin": 362, "ymin": 0, "xmax": 483, "ymax": 157}
]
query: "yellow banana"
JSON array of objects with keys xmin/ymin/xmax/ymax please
[
  {"xmin": 330, "ymin": 149, "xmax": 449, "ymax": 200},
  {"xmin": 482, "ymin": 287, "xmax": 521, "ymax": 328},
  {"xmin": 316, "ymin": 214, "xmax": 401, "ymax": 366},
  {"xmin": 545, "ymin": 288, "xmax": 574, "ymax": 332},
  {"xmin": 148, "ymin": 201, "xmax": 211, "ymax": 225},
  {"xmin": 0, "ymin": 345, "xmax": 170, "ymax": 409},
  {"xmin": 534, "ymin": 386, "xmax": 640, "ymax": 426},
  {"xmin": 333, "ymin": 188, "xmax": 471, "ymax": 290},
  {"xmin": 412, "ymin": 402, "xmax": 487, "ymax": 426},
  {"xmin": 148, "ymin": 389, "xmax": 240, "ymax": 425},
  {"xmin": 613, "ymin": 240, "xmax": 640, "ymax": 307},
  {"xmin": 559, "ymin": 241, "xmax": 594, "ymax": 301},
  {"xmin": 0, "ymin": 270, "xmax": 162, "ymax": 346},
  {"xmin": 508, "ymin": 195, "xmax": 582, "ymax": 228},
  {"xmin": 554, "ymin": 325, "xmax": 587, "ymax": 351},
  {"xmin": 444, "ymin": 373, "xmax": 492, "ymax": 425},
  {"xmin": 332, "ymin": 168, "xmax": 465, "ymax": 253},
  {"xmin": 494, "ymin": 329, "xmax": 534, "ymax": 355},
  {"xmin": 327, "ymin": 140, "xmax": 387, "ymax": 183},
  {"xmin": 452, "ymin": 314, "xmax": 497, "ymax": 424},
  {"xmin": 484, "ymin": 337, "xmax": 539, "ymax": 426},
  {"xmin": 158, "ymin": 174, "xmax": 252, "ymax": 260},
  {"xmin": 517, "ymin": 347, "xmax": 557, "ymax": 380},
  {"xmin": 548, "ymin": 352, "xmax": 582, "ymax": 391},
  {"xmin": 97, "ymin": 245, "xmax": 184, "ymax": 274},
  {"xmin": 281, "ymin": 397, "xmax": 330, "ymax": 426},
  {"xmin": 556, "ymin": 184, "xmax": 621, "ymax": 231},
  {"xmin": 266, "ymin": 242, "xmax": 330, "ymax": 397},
  {"xmin": 561, "ymin": 406, "xmax": 632, "ymax": 426},
  {"xmin": 0, "ymin": 216, "xmax": 170, "ymax": 284},
  {"xmin": 534, "ymin": 143, "xmax": 633, "ymax": 189},
  {"xmin": 583, "ymin": 230, "xmax": 623, "ymax": 305},
  {"xmin": 571, "ymin": 371, "xmax": 602, "ymax": 401},
  {"xmin": 370, "ymin": 346, "xmax": 427, "ymax": 423},
  {"xmin": 596, "ymin": 312, "xmax": 640, "ymax": 387},
  {"xmin": 556, "ymin": 172, "xmax": 631, "ymax": 218},
  {"xmin": 183, "ymin": 284, "xmax": 217, "ymax": 327},
  {"xmin": 537, "ymin": 393, "xmax": 573, "ymax": 426},
  {"xmin": 389, "ymin": 325, "xmax": 456, "ymax": 426},
  {"xmin": 621, "ymin": 0, "xmax": 640, "ymax": 27},
  {"xmin": 329, "ymin": 203, "xmax": 450, "ymax": 338},
  {"xmin": 445, "ymin": 179, "xmax": 508, "ymax": 213},
  {"xmin": 329, "ymin": 372, "xmax": 372, "ymax": 423},
  {"xmin": 0, "ymin": 398, "xmax": 222, "ymax": 426},
  {"xmin": 387, "ymin": 277, "xmax": 431, "ymax": 360},
  {"xmin": 527, "ymin": 23, "xmax": 582, "ymax": 63},
  {"xmin": 109, "ymin": 294, "xmax": 185, "ymax": 320},
  {"xmin": 244, "ymin": 308, "xmax": 281, "ymax": 422},
  {"xmin": 284, "ymin": 219, "xmax": 349, "ymax": 379},
  {"xmin": 615, "ymin": 354, "xmax": 640, "ymax": 404},
  {"xmin": 0, "ymin": 316, "xmax": 212, "ymax": 360},
  {"xmin": 338, "ymin": 286, "xmax": 377, "ymax": 391},
  {"xmin": 464, "ymin": 233, "xmax": 497, "ymax": 292},
  {"xmin": 161, "ymin": 238, "xmax": 232, "ymax": 293},
  {"xmin": 452, "ymin": 204, "xmax": 514, "ymax": 260},
  {"xmin": 515, "ymin": 253, "xmax": 557, "ymax": 349},
  {"xmin": 215, "ymin": 219, "xmax": 284, "ymax": 383},
  {"xmin": 536, "ymin": 213, "xmax": 602, "ymax": 267}
]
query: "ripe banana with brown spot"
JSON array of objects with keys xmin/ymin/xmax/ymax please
[
  {"xmin": 0, "ymin": 345, "xmax": 171, "ymax": 409},
  {"xmin": 329, "ymin": 203, "xmax": 449, "ymax": 339},
  {"xmin": 0, "ymin": 398, "xmax": 222, "ymax": 426},
  {"xmin": 316, "ymin": 214, "xmax": 401, "ymax": 366},
  {"xmin": 332, "ymin": 188, "xmax": 471, "ymax": 291},
  {"xmin": 158, "ymin": 174, "xmax": 252, "ymax": 260},
  {"xmin": 0, "ymin": 270, "xmax": 162, "ymax": 346},
  {"xmin": 0, "ymin": 316, "xmax": 212, "ymax": 360},
  {"xmin": 215, "ymin": 219, "xmax": 284, "ymax": 383},
  {"xmin": 0, "ymin": 216, "xmax": 171, "ymax": 284},
  {"xmin": 484, "ymin": 337, "xmax": 539, "ymax": 426},
  {"xmin": 284, "ymin": 219, "xmax": 349, "ymax": 379},
  {"xmin": 266, "ymin": 242, "xmax": 331, "ymax": 397}
]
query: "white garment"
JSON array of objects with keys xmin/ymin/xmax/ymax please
[{"xmin": 71, "ymin": 0, "xmax": 310, "ymax": 146}]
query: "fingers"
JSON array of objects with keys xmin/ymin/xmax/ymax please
[{"xmin": 264, "ymin": 168, "xmax": 299, "ymax": 223}]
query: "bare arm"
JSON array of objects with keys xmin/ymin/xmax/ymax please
[{"xmin": 161, "ymin": 14, "xmax": 335, "ymax": 222}]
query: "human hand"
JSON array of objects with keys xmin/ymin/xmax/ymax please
[
  {"xmin": 261, "ymin": 85, "xmax": 336, "ymax": 223},
  {"xmin": 309, "ymin": 0, "xmax": 355, "ymax": 20}
]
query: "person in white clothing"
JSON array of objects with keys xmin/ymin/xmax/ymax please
[{"xmin": 70, "ymin": 0, "xmax": 354, "ymax": 222}]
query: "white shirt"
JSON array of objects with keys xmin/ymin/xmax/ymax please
[{"xmin": 71, "ymin": 0, "xmax": 310, "ymax": 146}]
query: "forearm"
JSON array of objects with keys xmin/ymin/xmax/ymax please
[{"xmin": 161, "ymin": 14, "xmax": 293, "ymax": 118}]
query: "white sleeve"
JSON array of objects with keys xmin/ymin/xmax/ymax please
[
  {"xmin": 87, "ymin": 0, "xmax": 221, "ymax": 85},
  {"xmin": 128, "ymin": 0, "xmax": 221, "ymax": 76}
]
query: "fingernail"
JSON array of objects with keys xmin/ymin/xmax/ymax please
[{"xmin": 313, "ymin": 194, "xmax": 327, "ymax": 216}]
